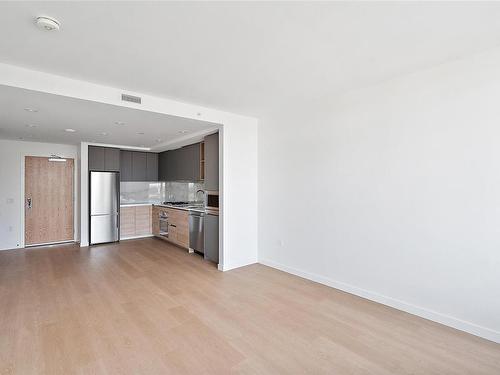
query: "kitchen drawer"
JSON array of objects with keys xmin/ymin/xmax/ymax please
[
  {"xmin": 165, "ymin": 208, "xmax": 187, "ymax": 219},
  {"xmin": 168, "ymin": 224, "xmax": 178, "ymax": 243}
]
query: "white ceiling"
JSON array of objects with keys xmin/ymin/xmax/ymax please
[
  {"xmin": 0, "ymin": 85, "xmax": 218, "ymax": 149},
  {"xmin": 1, "ymin": 2, "xmax": 500, "ymax": 118}
]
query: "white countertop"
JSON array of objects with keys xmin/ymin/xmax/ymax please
[
  {"xmin": 154, "ymin": 204, "xmax": 206, "ymax": 213},
  {"xmin": 120, "ymin": 202, "xmax": 210, "ymax": 214},
  {"xmin": 120, "ymin": 202, "xmax": 157, "ymax": 207}
]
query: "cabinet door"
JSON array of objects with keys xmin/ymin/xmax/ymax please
[
  {"xmin": 146, "ymin": 153, "xmax": 158, "ymax": 181},
  {"xmin": 132, "ymin": 152, "xmax": 147, "ymax": 181},
  {"xmin": 158, "ymin": 151, "xmax": 168, "ymax": 181},
  {"xmin": 120, "ymin": 206, "xmax": 136, "ymax": 238},
  {"xmin": 177, "ymin": 147, "xmax": 190, "ymax": 181},
  {"xmin": 168, "ymin": 224, "xmax": 178, "ymax": 243},
  {"xmin": 135, "ymin": 206, "xmax": 151, "ymax": 235},
  {"xmin": 204, "ymin": 133, "xmax": 219, "ymax": 190},
  {"xmin": 204, "ymin": 214, "xmax": 219, "ymax": 263},
  {"xmin": 120, "ymin": 151, "xmax": 133, "ymax": 181},
  {"xmin": 183, "ymin": 143, "xmax": 201, "ymax": 181},
  {"xmin": 88, "ymin": 146, "xmax": 105, "ymax": 171},
  {"xmin": 152, "ymin": 206, "xmax": 160, "ymax": 235},
  {"xmin": 174, "ymin": 210, "xmax": 189, "ymax": 247},
  {"xmin": 167, "ymin": 149, "xmax": 179, "ymax": 181},
  {"xmin": 104, "ymin": 148, "xmax": 120, "ymax": 172}
]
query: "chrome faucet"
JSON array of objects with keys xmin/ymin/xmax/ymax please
[{"xmin": 196, "ymin": 189, "xmax": 205, "ymax": 203}]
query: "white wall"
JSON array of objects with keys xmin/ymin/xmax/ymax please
[
  {"xmin": 0, "ymin": 139, "xmax": 79, "ymax": 250},
  {"xmin": 258, "ymin": 48, "xmax": 500, "ymax": 343}
]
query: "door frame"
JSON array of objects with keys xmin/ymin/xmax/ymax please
[{"xmin": 20, "ymin": 153, "xmax": 79, "ymax": 248}]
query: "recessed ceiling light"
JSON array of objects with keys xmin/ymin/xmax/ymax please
[
  {"xmin": 24, "ymin": 108, "xmax": 38, "ymax": 113},
  {"xmin": 178, "ymin": 130, "xmax": 189, "ymax": 134},
  {"xmin": 25, "ymin": 124, "xmax": 38, "ymax": 128},
  {"xmin": 137, "ymin": 132, "xmax": 145, "ymax": 135},
  {"xmin": 100, "ymin": 132, "xmax": 109, "ymax": 136},
  {"xmin": 65, "ymin": 128, "xmax": 76, "ymax": 132},
  {"xmin": 35, "ymin": 16, "xmax": 60, "ymax": 31},
  {"xmin": 114, "ymin": 121, "xmax": 125, "ymax": 125}
]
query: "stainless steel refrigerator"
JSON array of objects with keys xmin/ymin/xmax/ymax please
[{"xmin": 90, "ymin": 171, "xmax": 119, "ymax": 244}]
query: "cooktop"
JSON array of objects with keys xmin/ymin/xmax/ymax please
[{"xmin": 162, "ymin": 201, "xmax": 190, "ymax": 206}]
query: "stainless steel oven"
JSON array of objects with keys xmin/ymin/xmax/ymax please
[{"xmin": 159, "ymin": 211, "xmax": 169, "ymax": 238}]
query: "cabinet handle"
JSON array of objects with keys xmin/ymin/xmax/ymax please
[{"xmin": 170, "ymin": 224, "xmax": 177, "ymax": 228}]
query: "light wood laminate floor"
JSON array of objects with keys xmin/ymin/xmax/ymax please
[{"xmin": 1, "ymin": 238, "xmax": 499, "ymax": 374}]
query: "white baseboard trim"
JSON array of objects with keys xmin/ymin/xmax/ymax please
[
  {"xmin": 120, "ymin": 234, "xmax": 154, "ymax": 241},
  {"xmin": 222, "ymin": 259, "xmax": 258, "ymax": 272},
  {"xmin": 259, "ymin": 258, "xmax": 500, "ymax": 344}
]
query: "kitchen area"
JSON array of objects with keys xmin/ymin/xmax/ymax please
[{"xmin": 88, "ymin": 131, "xmax": 220, "ymax": 265}]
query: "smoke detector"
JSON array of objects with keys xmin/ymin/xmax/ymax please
[{"xmin": 35, "ymin": 16, "xmax": 60, "ymax": 31}]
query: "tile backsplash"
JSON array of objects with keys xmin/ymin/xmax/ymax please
[
  {"xmin": 164, "ymin": 181, "xmax": 205, "ymax": 203},
  {"xmin": 120, "ymin": 181, "xmax": 204, "ymax": 204}
]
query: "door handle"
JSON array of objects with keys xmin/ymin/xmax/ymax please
[{"xmin": 26, "ymin": 198, "xmax": 32, "ymax": 209}]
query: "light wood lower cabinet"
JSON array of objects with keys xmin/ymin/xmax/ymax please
[
  {"xmin": 152, "ymin": 206, "xmax": 189, "ymax": 249},
  {"xmin": 120, "ymin": 205, "xmax": 152, "ymax": 239},
  {"xmin": 135, "ymin": 206, "xmax": 152, "ymax": 235},
  {"xmin": 152, "ymin": 206, "xmax": 160, "ymax": 236},
  {"xmin": 120, "ymin": 207, "xmax": 136, "ymax": 238}
]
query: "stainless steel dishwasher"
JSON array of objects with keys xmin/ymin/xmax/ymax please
[{"xmin": 189, "ymin": 211, "xmax": 205, "ymax": 253}]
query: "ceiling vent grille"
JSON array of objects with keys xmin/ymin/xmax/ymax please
[{"xmin": 121, "ymin": 94, "xmax": 142, "ymax": 104}]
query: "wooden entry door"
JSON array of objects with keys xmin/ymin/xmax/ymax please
[{"xmin": 25, "ymin": 156, "xmax": 74, "ymax": 246}]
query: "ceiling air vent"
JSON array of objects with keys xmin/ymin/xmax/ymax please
[{"xmin": 121, "ymin": 94, "xmax": 142, "ymax": 104}]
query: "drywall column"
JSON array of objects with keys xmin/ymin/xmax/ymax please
[{"xmin": 80, "ymin": 142, "xmax": 89, "ymax": 247}]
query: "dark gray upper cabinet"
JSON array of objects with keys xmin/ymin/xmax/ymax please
[
  {"xmin": 185, "ymin": 143, "xmax": 201, "ymax": 181},
  {"xmin": 88, "ymin": 146, "xmax": 105, "ymax": 171},
  {"xmin": 120, "ymin": 151, "xmax": 133, "ymax": 180},
  {"xmin": 157, "ymin": 143, "xmax": 202, "ymax": 182},
  {"xmin": 104, "ymin": 148, "xmax": 120, "ymax": 171},
  {"xmin": 146, "ymin": 153, "xmax": 158, "ymax": 181},
  {"xmin": 204, "ymin": 133, "xmax": 219, "ymax": 190},
  {"xmin": 158, "ymin": 151, "xmax": 168, "ymax": 181},
  {"xmin": 167, "ymin": 148, "xmax": 180, "ymax": 181},
  {"xmin": 176, "ymin": 147, "xmax": 189, "ymax": 181},
  {"xmin": 89, "ymin": 146, "xmax": 120, "ymax": 172},
  {"xmin": 120, "ymin": 151, "xmax": 158, "ymax": 181},
  {"xmin": 131, "ymin": 152, "xmax": 147, "ymax": 181}
]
